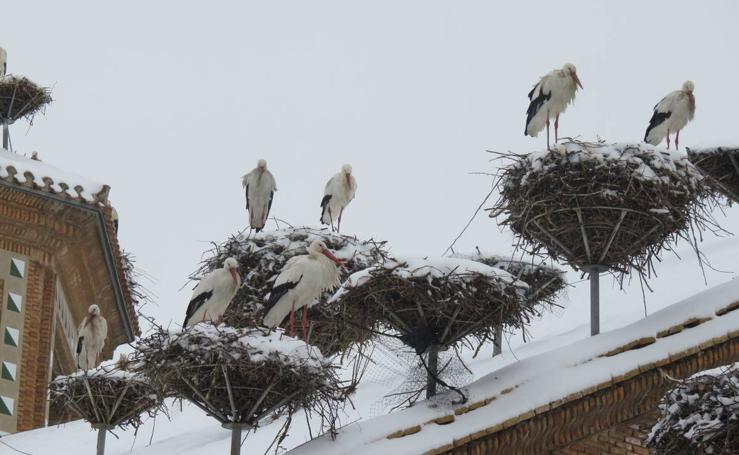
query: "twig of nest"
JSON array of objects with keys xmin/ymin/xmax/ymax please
[
  {"xmin": 488, "ymin": 139, "xmax": 721, "ymax": 282},
  {"xmin": 132, "ymin": 324, "xmax": 344, "ymax": 436},
  {"xmin": 332, "ymin": 257, "xmax": 532, "ymax": 355},
  {"xmin": 48, "ymin": 360, "xmax": 163, "ymax": 430},
  {"xmin": 451, "ymin": 251, "xmax": 566, "ymax": 305},
  {"xmin": 687, "ymin": 146, "xmax": 739, "ymax": 203},
  {"xmin": 0, "ymin": 75, "xmax": 52, "ymax": 124},
  {"xmin": 190, "ymin": 226, "xmax": 391, "ymax": 353},
  {"xmin": 647, "ymin": 366, "xmax": 739, "ymax": 454}
]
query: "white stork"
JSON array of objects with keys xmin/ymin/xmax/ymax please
[
  {"xmin": 0, "ymin": 47, "xmax": 6, "ymax": 77},
  {"xmin": 644, "ymin": 81, "xmax": 695, "ymax": 150},
  {"xmin": 183, "ymin": 257, "xmax": 241, "ymax": 327},
  {"xmin": 320, "ymin": 164, "xmax": 357, "ymax": 232},
  {"xmin": 262, "ymin": 239, "xmax": 342, "ymax": 337},
  {"xmin": 242, "ymin": 159, "xmax": 277, "ymax": 232},
  {"xmin": 76, "ymin": 304, "xmax": 108, "ymax": 370},
  {"xmin": 525, "ymin": 63, "xmax": 583, "ymax": 150}
]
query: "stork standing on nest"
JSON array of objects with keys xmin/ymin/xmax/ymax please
[
  {"xmin": 644, "ymin": 81, "xmax": 695, "ymax": 150},
  {"xmin": 76, "ymin": 304, "xmax": 108, "ymax": 370},
  {"xmin": 320, "ymin": 164, "xmax": 357, "ymax": 232},
  {"xmin": 525, "ymin": 63, "xmax": 583, "ymax": 150},
  {"xmin": 183, "ymin": 257, "xmax": 241, "ymax": 327},
  {"xmin": 262, "ymin": 240, "xmax": 342, "ymax": 337},
  {"xmin": 242, "ymin": 159, "xmax": 277, "ymax": 232},
  {"xmin": 0, "ymin": 47, "xmax": 6, "ymax": 77}
]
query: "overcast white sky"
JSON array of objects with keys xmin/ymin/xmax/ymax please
[{"xmin": 4, "ymin": 0, "xmax": 739, "ymax": 328}]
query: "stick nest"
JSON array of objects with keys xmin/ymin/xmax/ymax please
[
  {"xmin": 48, "ymin": 361, "xmax": 162, "ymax": 430},
  {"xmin": 332, "ymin": 257, "xmax": 533, "ymax": 354},
  {"xmin": 687, "ymin": 146, "xmax": 739, "ymax": 203},
  {"xmin": 0, "ymin": 75, "xmax": 53, "ymax": 124},
  {"xmin": 191, "ymin": 226, "xmax": 391, "ymax": 355},
  {"xmin": 451, "ymin": 252, "xmax": 566, "ymax": 305},
  {"xmin": 648, "ymin": 366, "xmax": 739, "ymax": 454},
  {"xmin": 132, "ymin": 324, "xmax": 343, "ymax": 430},
  {"xmin": 489, "ymin": 139, "xmax": 719, "ymax": 279}
]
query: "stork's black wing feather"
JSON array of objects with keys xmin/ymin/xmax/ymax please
[
  {"xmin": 77, "ymin": 336, "xmax": 84, "ymax": 355},
  {"xmin": 263, "ymin": 275, "xmax": 303, "ymax": 316},
  {"xmin": 525, "ymin": 82, "xmax": 551, "ymax": 136},
  {"xmin": 245, "ymin": 185, "xmax": 249, "ymax": 210},
  {"xmin": 319, "ymin": 194, "xmax": 332, "ymax": 223},
  {"xmin": 183, "ymin": 289, "xmax": 213, "ymax": 327},
  {"xmin": 644, "ymin": 111, "xmax": 671, "ymax": 142}
]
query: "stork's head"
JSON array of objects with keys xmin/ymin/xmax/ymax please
[
  {"xmin": 563, "ymin": 63, "xmax": 583, "ymax": 90},
  {"xmin": 223, "ymin": 257, "xmax": 240, "ymax": 284},
  {"xmin": 88, "ymin": 304, "xmax": 101, "ymax": 317},
  {"xmin": 308, "ymin": 239, "xmax": 343, "ymax": 265},
  {"xmin": 682, "ymin": 80, "xmax": 695, "ymax": 94},
  {"xmin": 257, "ymin": 159, "xmax": 267, "ymax": 170},
  {"xmin": 342, "ymin": 164, "xmax": 353, "ymax": 186}
]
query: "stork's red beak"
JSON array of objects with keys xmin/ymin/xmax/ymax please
[
  {"xmin": 230, "ymin": 268, "xmax": 240, "ymax": 285},
  {"xmin": 345, "ymin": 174, "xmax": 351, "ymax": 186},
  {"xmin": 572, "ymin": 71, "xmax": 583, "ymax": 90},
  {"xmin": 321, "ymin": 248, "xmax": 343, "ymax": 265}
]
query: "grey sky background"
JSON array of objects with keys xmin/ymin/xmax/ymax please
[{"xmin": 3, "ymin": 0, "xmax": 739, "ymax": 329}]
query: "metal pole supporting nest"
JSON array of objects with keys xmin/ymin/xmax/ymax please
[
  {"xmin": 2, "ymin": 123, "xmax": 8, "ymax": 150},
  {"xmin": 426, "ymin": 345, "xmax": 439, "ymax": 398},
  {"xmin": 584, "ymin": 265, "xmax": 607, "ymax": 336},
  {"xmin": 493, "ymin": 324, "xmax": 503, "ymax": 357},
  {"xmin": 92, "ymin": 424, "xmax": 113, "ymax": 455},
  {"xmin": 223, "ymin": 423, "xmax": 247, "ymax": 455}
]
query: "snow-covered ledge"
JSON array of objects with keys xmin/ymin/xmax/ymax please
[{"xmin": 289, "ymin": 278, "xmax": 739, "ymax": 455}]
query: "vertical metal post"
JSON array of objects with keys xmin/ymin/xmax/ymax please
[
  {"xmin": 96, "ymin": 427, "xmax": 107, "ymax": 455},
  {"xmin": 2, "ymin": 123, "xmax": 8, "ymax": 150},
  {"xmin": 493, "ymin": 324, "xmax": 503, "ymax": 357},
  {"xmin": 426, "ymin": 345, "xmax": 439, "ymax": 399},
  {"xmin": 229, "ymin": 424, "xmax": 243, "ymax": 455},
  {"xmin": 588, "ymin": 266, "xmax": 602, "ymax": 336}
]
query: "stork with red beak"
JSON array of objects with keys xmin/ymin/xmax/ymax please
[
  {"xmin": 262, "ymin": 239, "xmax": 342, "ymax": 337},
  {"xmin": 183, "ymin": 257, "xmax": 241, "ymax": 327},
  {"xmin": 242, "ymin": 159, "xmax": 277, "ymax": 232},
  {"xmin": 76, "ymin": 304, "xmax": 108, "ymax": 370},
  {"xmin": 320, "ymin": 164, "xmax": 357, "ymax": 232},
  {"xmin": 644, "ymin": 81, "xmax": 696, "ymax": 150},
  {"xmin": 525, "ymin": 63, "xmax": 583, "ymax": 150}
]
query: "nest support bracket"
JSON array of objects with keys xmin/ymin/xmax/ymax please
[
  {"xmin": 91, "ymin": 424, "xmax": 114, "ymax": 455},
  {"xmin": 222, "ymin": 423, "xmax": 251, "ymax": 455}
]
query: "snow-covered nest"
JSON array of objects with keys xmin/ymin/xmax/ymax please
[
  {"xmin": 192, "ymin": 226, "xmax": 391, "ymax": 356},
  {"xmin": 0, "ymin": 75, "xmax": 52, "ymax": 124},
  {"xmin": 688, "ymin": 146, "xmax": 739, "ymax": 203},
  {"xmin": 132, "ymin": 324, "xmax": 344, "ymax": 434},
  {"xmin": 648, "ymin": 365, "xmax": 739, "ymax": 454},
  {"xmin": 48, "ymin": 358, "xmax": 162, "ymax": 430},
  {"xmin": 489, "ymin": 139, "xmax": 718, "ymax": 279},
  {"xmin": 451, "ymin": 251, "xmax": 566, "ymax": 305},
  {"xmin": 331, "ymin": 257, "xmax": 530, "ymax": 355}
]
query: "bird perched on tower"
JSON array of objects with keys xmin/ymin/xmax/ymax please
[
  {"xmin": 242, "ymin": 159, "xmax": 277, "ymax": 232},
  {"xmin": 644, "ymin": 81, "xmax": 695, "ymax": 150},
  {"xmin": 76, "ymin": 304, "xmax": 108, "ymax": 370},
  {"xmin": 262, "ymin": 239, "xmax": 342, "ymax": 337},
  {"xmin": 525, "ymin": 63, "xmax": 583, "ymax": 150},
  {"xmin": 183, "ymin": 257, "xmax": 241, "ymax": 327},
  {"xmin": 0, "ymin": 47, "xmax": 6, "ymax": 77},
  {"xmin": 320, "ymin": 164, "xmax": 357, "ymax": 232}
]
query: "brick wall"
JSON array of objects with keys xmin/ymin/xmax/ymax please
[{"xmin": 554, "ymin": 411, "xmax": 657, "ymax": 454}]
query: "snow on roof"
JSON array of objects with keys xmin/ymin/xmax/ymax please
[
  {"xmin": 290, "ymin": 278, "xmax": 739, "ymax": 455},
  {"xmin": 330, "ymin": 256, "xmax": 527, "ymax": 302},
  {"xmin": 0, "ymin": 147, "xmax": 109, "ymax": 204}
]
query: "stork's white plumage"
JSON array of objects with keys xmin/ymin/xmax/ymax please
[
  {"xmin": 320, "ymin": 164, "xmax": 357, "ymax": 232},
  {"xmin": 183, "ymin": 257, "xmax": 241, "ymax": 327},
  {"xmin": 644, "ymin": 81, "xmax": 696, "ymax": 150},
  {"xmin": 242, "ymin": 159, "xmax": 277, "ymax": 232},
  {"xmin": 262, "ymin": 240, "xmax": 342, "ymax": 337},
  {"xmin": 76, "ymin": 304, "xmax": 108, "ymax": 370},
  {"xmin": 525, "ymin": 63, "xmax": 583, "ymax": 149},
  {"xmin": 0, "ymin": 47, "xmax": 6, "ymax": 77}
]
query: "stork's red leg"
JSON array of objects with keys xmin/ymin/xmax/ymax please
[
  {"xmin": 554, "ymin": 113, "xmax": 559, "ymax": 142},
  {"xmin": 666, "ymin": 129, "xmax": 671, "ymax": 149},
  {"xmin": 289, "ymin": 302, "xmax": 296, "ymax": 337},
  {"xmin": 546, "ymin": 112, "xmax": 551, "ymax": 151},
  {"xmin": 675, "ymin": 129, "xmax": 680, "ymax": 150},
  {"xmin": 302, "ymin": 306, "xmax": 309, "ymax": 340},
  {"xmin": 337, "ymin": 208, "xmax": 344, "ymax": 233}
]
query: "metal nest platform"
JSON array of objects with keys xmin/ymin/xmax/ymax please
[
  {"xmin": 687, "ymin": 146, "xmax": 739, "ymax": 203},
  {"xmin": 0, "ymin": 75, "xmax": 52, "ymax": 125}
]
